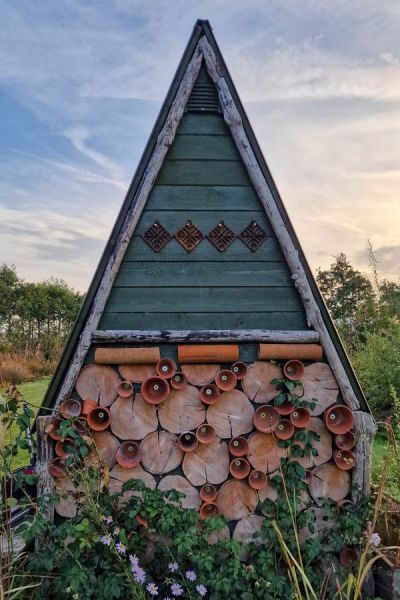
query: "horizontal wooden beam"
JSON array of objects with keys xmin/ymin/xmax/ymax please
[{"xmin": 92, "ymin": 329, "xmax": 319, "ymax": 344}]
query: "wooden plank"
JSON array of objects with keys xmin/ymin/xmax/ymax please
[
  {"xmin": 146, "ymin": 185, "xmax": 261, "ymax": 212},
  {"xmin": 156, "ymin": 159, "xmax": 251, "ymax": 186},
  {"xmin": 114, "ymin": 261, "xmax": 293, "ymax": 288},
  {"xmin": 105, "ymin": 286, "xmax": 303, "ymax": 313},
  {"xmin": 35, "ymin": 416, "xmax": 54, "ymax": 550},
  {"xmin": 92, "ymin": 329, "xmax": 320, "ymax": 343},
  {"xmin": 168, "ymin": 134, "xmax": 239, "ymax": 160},
  {"xmin": 136, "ymin": 209, "xmax": 267, "ymax": 234},
  {"xmin": 177, "ymin": 113, "xmax": 228, "ymax": 135}
]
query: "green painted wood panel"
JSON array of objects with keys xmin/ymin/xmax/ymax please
[
  {"xmin": 136, "ymin": 210, "xmax": 268, "ymax": 234},
  {"xmin": 114, "ymin": 261, "xmax": 293, "ymax": 287},
  {"xmin": 156, "ymin": 160, "xmax": 250, "ymax": 186},
  {"xmin": 146, "ymin": 186, "xmax": 261, "ymax": 212},
  {"xmin": 168, "ymin": 135, "xmax": 239, "ymax": 160},
  {"xmin": 177, "ymin": 113, "xmax": 229, "ymax": 135}
]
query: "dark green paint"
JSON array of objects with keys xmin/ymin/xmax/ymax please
[
  {"xmin": 157, "ymin": 159, "xmax": 251, "ymax": 186},
  {"xmin": 168, "ymin": 134, "xmax": 238, "ymax": 160},
  {"xmin": 146, "ymin": 186, "xmax": 260, "ymax": 212}
]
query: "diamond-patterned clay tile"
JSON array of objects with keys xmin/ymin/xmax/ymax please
[
  {"xmin": 239, "ymin": 221, "xmax": 268, "ymax": 252},
  {"xmin": 175, "ymin": 220, "xmax": 204, "ymax": 252},
  {"xmin": 207, "ymin": 221, "xmax": 236, "ymax": 252},
  {"xmin": 141, "ymin": 221, "xmax": 172, "ymax": 252}
]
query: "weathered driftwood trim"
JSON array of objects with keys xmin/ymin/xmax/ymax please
[
  {"xmin": 92, "ymin": 329, "xmax": 320, "ymax": 344},
  {"xmin": 352, "ymin": 411, "xmax": 376, "ymax": 501},
  {"xmin": 199, "ymin": 35, "xmax": 360, "ymax": 413},
  {"xmin": 51, "ymin": 45, "xmax": 203, "ymax": 411},
  {"xmin": 35, "ymin": 416, "xmax": 54, "ymax": 550}
]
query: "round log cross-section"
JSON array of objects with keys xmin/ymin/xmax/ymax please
[
  {"xmin": 289, "ymin": 417, "xmax": 332, "ymax": 469},
  {"xmin": 90, "ymin": 431, "xmax": 120, "ymax": 469},
  {"xmin": 247, "ymin": 432, "xmax": 288, "ymax": 473},
  {"xmin": 158, "ymin": 475, "xmax": 201, "ymax": 510},
  {"xmin": 140, "ymin": 431, "xmax": 183, "ymax": 474},
  {"xmin": 76, "ymin": 364, "xmax": 120, "ymax": 407},
  {"xmin": 216, "ymin": 480, "xmax": 257, "ymax": 520},
  {"xmin": 309, "ymin": 463, "xmax": 351, "ymax": 503},
  {"xmin": 110, "ymin": 394, "xmax": 158, "ymax": 440},
  {"xmin": 206, "ymin": 390, "xmax": 254, "ymax": 438},
  {"xmin": 242, "ymin": 362, "xmax": 282, "ymax": 403},
  {"xmin": 182, "ymin": 437, "xmax": 229, "ymax": 486},
  {"xmin": 302, "ymin": 363, "xmax": 339, "ymax": 416},
  {"xmin": 181, "ymin": 364, "xmax": 220, "ymax": 386},
  {"xmin": 158, "ymin": 385, "xmax": 205, "ymax": 434},
  {"xmin": 118, "ymin": 364, "xmax": 157, "ymax": 383}
]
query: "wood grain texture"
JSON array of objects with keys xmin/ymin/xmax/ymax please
[
  {"xmin": 93, "ymin": 330, "xmax": 319, "ymax": 344},
  {"xmin": 352, "ymin": 411, "xmax": 376, "ymax": 499},
  {"xmin": 289, "ymin": 417, "xmax": 332, "ymax": 468},
  {"xmin": 110, "ymin": 394, "xmax": 158, "ymax": 440},
  {"xmin": 147, "ymin": 184, "xmax": 259, "ymax": 211},
  {"xmin": 206, "ymin": 390, "xmax": 254, "ymax": 438},
  {"xmin": 247, "ymin": 432, "xmax": 288, "ymax": 473},
  {"xmin": 242, "ymin": 361, "xmax": 282, "ymax": 403},
  {"xmin": 91, "ymin": 431, "xmax": 120, "ymax": 469},
  {"xmin": 157, "ymin": 159, "xmax": 250, "ymax": 186},
  {"xmin": 35, "ymin": 416, "xmax": 54, "ymax": 547},
  {"xmin": 298, "ymin": 507, "xmax": 335, "ymax": 546},
  {"xmin": 233, "ymin": 514, "xmax": 263, "ymax": 545},
  {"xmin": 118, "ymin": 364, "xmax": 157, "ymax": 382},
  {"xmin": 158, "ymin": 475, "xmax": 201, "ymax": 509},
  {"xmin": 54, "ymin": 477, "xmax": 78, "ymax": 519},
  {"xmin": 182, "ymin": 437, "xmax": 229, "ymax": 486},
  {"xmin": 309, "ymin": 463, "xmax": 351, "ymax": 503},
  {"xmin": 109, "ymin": 465, "xmax": 156, "ymax": 505},
  {"xmin": 140, "ymin": 431, "xmax": 183, "ymax": 474},
  {"xmin": 75, "ymin": 364, "xmax": 120, "ymax": 407},
  {"xmin": 302, "ymin": 363, "xmax": 339, "ymax": 416},
  {"xmin": 158, "ymin": 385, "xmax": 205, "ymax": 434},
  {"xmin": 181, "ymin": 364, "xmax": 220, "ymax": 385},
  {"xmin": 216, "ymin": 480, "xmax": 257, "ymax": 520},
  {"xmin": 177, "ymin": 113, "xmax": 228, "ymax": 135},
  {"xmin": 168, "ymin": 134, "xmax": 239, "ymax": 160}
]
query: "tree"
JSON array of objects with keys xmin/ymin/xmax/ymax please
[{"xmin": 0, "ymin": 264, "xmax": 20, "ymax": 336}]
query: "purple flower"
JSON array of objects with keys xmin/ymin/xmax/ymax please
[
  {"xmin": 185, "ymin": 570, "xmax": 197, "ymax": 581},
  {"xmin": 132, "ymin": 566, "xmax": 146, "ymax": 584},
  {"xmin": 129, "ymin": 554, "xmax": 139, "ymax": 568},
  {"xmin": 170, "ymin": 582, "xmax": 184, "ymax": 596},
  {"xmin": 146, "ymin": 582, "xmax": 159, "ymax": 596},
  {"xmin": 168, "ymin": 562, "xmax": 179, "ymax": 573},
  {"xmin": 101, "ymin": 533, "xmax": 112, "ymax": 546},
  {"xmin": 105, "ymin": 515, "xmax": 113, "ymax": 524},
  {"xmin": 115, "ymin": 541, "xmax": 126, "ymax": 554},
  {"xmin": 196, "ymin": 584, "xmax": 207, "ymax": 597},
  {"xmin": 370, "ymin": 532, "xmax": 381, "ymax": 547}
]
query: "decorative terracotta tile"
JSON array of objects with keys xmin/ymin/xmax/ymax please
[
  {"xmin": 175, "ymin": 220, "xmax": 204, "ymax": 252},
  {"xmin": 239, "ymin": 221, "xmax": 268, "ymax": 252},
  {"xmin": 207, "ymin": 221, "xmax": 236, "ymax": 252},
  {"xmin": 141, "ymin": 221, "xmax": 171, "ymax": 252}
]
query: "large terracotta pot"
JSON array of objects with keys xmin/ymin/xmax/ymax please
[
  {"xmin": 156, "ymin": 358, "xmax": 177, "ymax": 379},
  {"xmin": 333, "ymin": 449, "xmax": 356, "ymax": 471},
  {"xmin": 215, "ymin": 370, "xmax": 237, "ymax": 392},
  {"xmin": 335, "ymin": 431, "xmax": 355, "ymax": 450},
  {"xmin": 324, "ymin": 405, "xmax": 354, "ymax": 435},
  {"xmin": 228, "ymin": 436, "xmax": 248, "ymax": 457},
  {"xmin": 87, "ymin": 407, "xmax": 111, "ymax": 431},
  {"xmin": 253, "ymin": 405, "xmax": 281, "ymax": 433},
  {"xmin": 141, "ymin": 376, "xmax": 170, "ymax": 405},
  {"xmin": 60, "ymin": 398, "xmax": 81, "ymax": 419},
  {"xmin": 116, "ymin": 441, "xmax": 141, "ymax": 468}
]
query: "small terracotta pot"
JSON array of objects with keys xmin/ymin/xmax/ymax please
[
  {"xmin": 200, "ymin": 384, "xmax": 220, "ymax": 405},
  {"xmin": 335, "ymin": 431, "xmax": 355, "ymax": 451},
  {"xmin": 339, "ymin": 547, "xmax": 358, "ymax": 569},
  {"xmin": 230, "ymin": 458, "xmax": 251, "ymax": 480},
  {"xmin": 253, "ymin": 405, "xmax": 281, "ymax": 433},
  {"xmin": 274, "ymin": 395, "xmax": 295, "ymax": 415},
  {"xmin": 333, "ymin": 449, "xmax": 356, "ymax": 471},
  {"xmin": 196, "ymin": 424, "xmax": 216, "ymax": 445},
  {"xmin": 60, "ymin": 398, "xmax": 81, "ymax": 419},
  {"xmin": 141, "ymin": 376, "xmax": 170, "ymax": 405},
  {"xmin": 49, "ymin": 457, "xmax": 66, "ymax": 478},
  {"xmin": 136, "ymin": 514, "xmax": 148, "ymax": 527},
  {"xmin": 178, "ymin": 431, "xmax": 198, "ymax": 452},
  {"xmin": 215, "ymin": 369, "xmax": 237, "ymax": 392},
  {"xmin": 199, "ymin": 484, "xmax": 218, "ymax": 503},
  {"xmin": 81, "ymin": 399, "xmax": 98, "ymax": 416},
  {"xmin": 55, "ymin": 438, "xmax": 76, "ymax": 460},
  {"xmin": 290, "ymin": 408, "xmax": 311, "ymax": 429},
  {"xmin": 228, "ymin": 436, "xmax": 248, "ymax": 457},
  {"xmin": 87, "ymin": 407, "xmax": 111, "ymax": 431},
  {"xmin": 248, "ymin": 470, "xmax": 267, "ymax": 490},
  {"xmin": 337, "ymin": 499, "xmax": 353, "ymax": 508},
  {"xmin": 117, "ymin": 380, "xmax": 134, "ymax": 398},
  {"xmin": 199, "ymin": 502, "xmax": 220, "ymax": 520},
  {"xmin": 170, "ymin": 371, "xmax": 187, "ymax": 390},
  {"xmin": 156, "ymin": 358, "xmax": 177, "ymax": 379},
  {"xmin": 324, "ymin": 405, "xmax": 354, "ymax": 435},
  {"xmin": 74, "ymin": 417, "xmax": 88, "ymax": 436},
  {"xmin": 283, "ymin": 360, "xmax": 305, "ymax": 381},
  {"xmin": 116, "ymin": 441, "xmax": 141, "ymax": 468},
  {"xmin": 231, "ymin": 362, "xmax": 248, "ymax": 380},
  {"xmin": 48, "ymin": 418, "xmax": 63, "ymax": 441},
  {"xmin": 275, "ymin": 419, "xmax": 295, "ymax": 440}
]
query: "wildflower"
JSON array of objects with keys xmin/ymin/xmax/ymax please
[
  {"xmin": 185, "ymin": 570, "xmax": 197, "ymax": 581},
  {"xmin": 170, "ymin": 582, "xmax": 184, "ymax": 596},
  {"xmin": 146, "ymin": 582, "xmax": 159, "ymax": 596},
  {"xmin": 73, "ymin": 595, "xmax": 79, "ymax": 600},
  {"xmin": 168, "ymin": 561, "xmax": 179, "ymax": 573},
  {"xmin": 370, "ymin": 532, "xmax": 381, "ymax": 547},
  {"xmin": 132, "ymin": 566, "xmax": 146, "ymax": 584},
  {"xmin": 115, "ymin": 541, "xmax": 126, "ymax": 554},
  {"xmin": 101, "ymin": 533, "xmax": 112, "ymax": 546},
  {"xmin": 129, "ymin": 554, "xmax": 140, "ymax": 568},
  {"xmin": 113, "ymin": 526, "xmax": 120, "ymax": 536},
  {"xmin": 105, "ymin": 515, "xmax": 113, "ymax": 524},
  {"xmin": 196, "ymin": 584, "xmax": 207, "ymax": 597}
]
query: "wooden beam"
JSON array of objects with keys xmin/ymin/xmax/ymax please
[
  {"xmin": 352, "ymin": 411, "xmax": 376, "ymax": 500},
  {"xmin": 92, "ymin": 329, "xmax": 320, "ymax": 344},
  {"xmin": 35, "ymin": 416, "xmax": 54, "ymax": 550}
]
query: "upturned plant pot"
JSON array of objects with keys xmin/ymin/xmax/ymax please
[
  {"xmin": 253, "ymin": 405, "xmax": 281, "ymax": 433},
  {"xmin": 81, "ymin": 399, "xmax": 98, "ymax": 416},
  {"xmin": 178, "ymin": 431, "xmax": 198, "ymax": 452},
  {"xmin": 335, "ymin": 431, "xmax": 355, "ymax": 451},
  {"xmin": 199, "ymin": 502, "xmax": 220, "ymax": 520},
  {"xmin": 275, "ymin": 419, "xmax": 295, "ymax": 440},
  {"xmin": 117, "ymin": 380, "xmax": 134, "ymax": 398},
  {"xmin": 170, "ymin": 371, "xmax": 187, "ymax": 390},
  {"xmin": 196, "ymin": 424, "xmax": 216, "ymax": 445},
  {"xmin": 141, "ymin": 376, "xmax": 170, "ymax": 405},
  {"xmin": 274, "ymin": 395, "xmax": 295, "ymax": 415},
  {"xmin": 60, "ymin": 398, "xmax": 81, "ymax": 419},
  {"xmin": 230, "ymin": 458, "xmax": 251, "ymax": 480},
  {"xmin": 48, "ymin": 418, "xmax": 63, "ymax": 441},
  {"xmin": 199, "ymin": 484, "xmax": 218, "ymax": 503},
  {"xmin": 228, "ymin": 436, "xmax": 248, "ymax": 457},
  {"xmin": 333, "ymin": 449, "xmax": 356, "ymax": 471},
  {"xmin": 283, "ymin": 359, "xmax": 305, "ymax": 381},
  {"xmin": 290, "ymin": 408, "xmax": 311, "ymax": 429},
  {"xmin": 156, "ymin": 358, "xmax": 177, "ymax": 379},
  {"xmin": 200, "ymin": 383, "xmax": 220, "ymax": 405},
  {"xmin": 87, "ymin": 407, "xmax": 111, "ymax": 431},
  {"xmin": 324, "ymin": 405, "xmax": 354, "ymax": 435},
  {"xmin": 248, "ymin": 470, "xmax": 267, "ymax": 490},
  {"xmin": 215, "ymin": 369, "xmax": 237, "ymax": 392},
  {"xmin": 116, "ymin": 441, "xmax": 141, "ymax": 468},
  {"xmin": 49, "ymin": 457, "xmax": 66, "ymax": 479},
  {"xmin": 55, "ymin": 438, "xmax": 76, "ymax": 460},
  {"xmin": 339, "ymin": 547, "xmax": 358, "ymax": 569},
  {"xmin": 231, "ymin": 362, "xmax": 248, "ymax": 380}
]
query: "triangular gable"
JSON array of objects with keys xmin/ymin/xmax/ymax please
[{"xmin": 40, "ymin": 20, "xmax": 368, "ymax": 416}]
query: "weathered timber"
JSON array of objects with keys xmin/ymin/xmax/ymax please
[
  {"xmin": 302, "ymin": 363, "xmax": 339, "ymax": 416},
  {"xmin": 309, "ymin": 463, "xmax": 351, "ymax": 503},
  {"xmin": 247, "ymin": 432, "xmax": 288, "ymax": 473},
  {"xmin": 35, "ymin": 416, "xmax": 54, "ymax": 549},
  {"xmin": 242, "ymin": 361, "xmax": 282, "ymax": 403},
  {"xmin": 158, "ymin": 475, "xmax": 201, "ymax": 510},
  {"xmin": 289, "ymin": 418, "xmax": 332, "ymax": 469},
  {"xmin": 54, "ymin": 477, "xmax": 78, "ymax": 519},
  {"xmin": 75, "ymin": 364, "xmax": 120, "ymax": 407},
  {"xmin": 182, "ymin": 437, "xmax": 229, "ymax": 486},
  {"xmin": 110, "ymin": 394, "xmax": 158, "ymax": 440},
  {"xmin": 216, "ymin": 480, "xmax": 257, "ymax": 520},
  {"xmin": 118, "ymin": 364, "xmax": 157, "ymax": 383},
  {"xmin": 181, "ymin": 364, "xmax": 220, "ymax": 386},
  {"xmin": 140, "ymin": 431, "xmax": 183, "ymax": 474},
  {"xmin": 90, "ymin": 431, "xmax": 120, "ymax": 469},
  {"xmin": 352, "ymin": 411, "xmax": 376, "ymax": 500},
  {"xmin": 158, "ymin": 385, "xmax": 205, "ymax": 434},
  {"xmin": 206, "ymin": 390, "xmax": 254, "ymax": 438}
]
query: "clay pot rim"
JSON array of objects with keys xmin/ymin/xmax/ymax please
[
  {"xmin": 199, "ymin": 502, "xmax": 220, "ymax": 520},
  {"xmin": 253, "ymin": 405, "xmax": 281, "ymax": 433},
  {"xmin": 215, "ymin": 369, "xmax": 237, "ymax": 391},
  {"xmin": 170, "ymin": 371, "xmax": 187, "ymax": 389},
  {"xmin": 248, "ymin": 470, "xmax": 267, "ymax": 490},
  {"xmin": 156, "ymin": 358, "xmax": 177, "ymax": 379},
  {"xmin": 231, "ymin": 362, "xmax": 248, "ymax": 380},
  {"xmin": 199, "ymin": 484, "xmax": 218, "ymax": 502},
  {"xmin": 229, "ymin": 457, "xmax": 251, "ymax": 479},
  {"xmin": 283, "ymin": 359, "xmax": 305, "ymax": 381},
  {"xmin": 87, "ymin": 406, "xmax": 111, "ymax": 431},
  {"xmin": 228, "ymin": 436, "xmax": 249, "ymax": 457},
  {"xmin": 275, "ymin": 419, "xmax": 295, "ymax": 440},
  {"xmin": 290, "ymin": 407, "xmax": 311, "ymax": 428},
  {"xmin": 333, "ymin": 449, "xmax": 356, "ymax": 471},
  {"xmin": 116, "ymin": 441, "xmax": 141, "ymax": 468},
  {"xmin": 196, "ymin": 424, "xmax": 216, "ymax": 444},
  {"xmin": 60, "ymin": 398, "xmax": 82, "ymax": 419},
  {"xmin": 324, "ymin": 405, "xmax": 354, "ymax": 434},
  {"xmin": 178, "ymin": 431, "xmax": 199, "ymax": 452},
  {"xmin": 335, "ymin": 431, "xmax": 355, "ymax": 450},
  {"xmin": 141, "ymin": 376, "xmax": 170, "ymax": 405},
  {"xmin": 200, "ymin": 383, "xmax": 220, "ymax": 405},
  {"xmin": 117, "ymin": 380, "xmax": 134, "ymax": 398}
]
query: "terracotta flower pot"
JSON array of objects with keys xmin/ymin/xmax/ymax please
[
  {"xmin": 117, "ymin": 380, "xmax": 134, "ymax": 398},
  {"xmin": 335, "ymin": 431, "xmax": 355, "ymax": 451},
  {"xmin": 48, "ymin": 418, "xmax": 63, "ymax": 441},
  {"xmin": 199, "ymin": 484, "xmax": 218, "ymax": 503},
  {"xmin": 336, "ymin": 499, "xmax": 353, "ymax": 508},
  {"xmin": 196, "ymin": 424, "xmax": 216, "ymax": 445},
  {"xmin": 324, "ymin": 405, "xmax": 354, "ymax": 435},
  {"xmin": 339, "ymin": 547, "xmax": 358, "ymax": 569},
  {"xmin": 170, "ymin": 371, "xmax": 187, "ymax": 390},
  {"xmin": 60, "ymin": 398, "xmax": 81, "ymax": 419},
  {"xmin": 81, "ymin": 399, "xmax": 98, "ymax": 416},
  {"xmin": 290, "ymin": 408, "xmax": 311, "ymax": 429},
  {"xmin": 136, "ymin": 514, "xmax": 148, "ymax": 527},
  {"xmin": 87, "ymin": 407, "xmax": 111, "ymax": 431},
  {"xmin": 116, "ymin": 441, "xmax": 141, "ymax": 468},
  {"xmin": 199, "ymin": 502, "xmax": 220, "ymax": 520},
  {"xmin": 228, "ymin": 436, "xmax": 248, "ymax": 457},
  {"xmin": 253, "ymin": 405, "xmax": 281, "ymax": 433},
  {"xmin": 49, "ymin": 457, "xmax": 66, "ymax": 479},
  {"xmin": 274, "ymin": 395, "xmax": 295, "ymax": 416},
  {"xmin": 333, "ymin": 449, "xmax": 356, "ymax": 471},
  {"xmin": 141, "ymin": 376, "xmax": 170, "ymax": 405},
  {"xmin": 230, "ymin": 458, "xmax": 251, "ymax": 480},
  {"xmin": 215, "ymin": 370, "xmax": 237, "ymax": 392},
  {"xmin": 304, "ymin": 470, "xmax": 313, "ymax": 485},
  {"xmin": 275, "ymin": 419, "xmax": 295, "ymax": 440},
  {"xmin": 283, "ymin": 360, "xmax": 305, "ymax": 381},
  {"xmin": 55, "ymin": 438, "xmax": 76, "ymax": 460},
  {"xmin": 200, "ymin": 383, "xmax": 220, "ymax": 405},
  {"xmin": 178, "ymin": 431, "xmax": 198, "ymax": 452},
  {"xmin": 156, "ymin": 358, "xmax": 177, "ymax": 379},
  {"xmin": 231, "ymin": 362, "xmax": 248, "ymax": 380},
  {"xmin": 248, "ymin": 470, "xmax": 267, "ymax": 490},
  {"xmin": 74, "ymin": 417, "xmax": 88, "ymax": 436}
]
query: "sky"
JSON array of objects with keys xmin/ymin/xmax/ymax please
[{"xmin": 0, "ymin": 0, "xmax": 399, "ymax": 292}]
